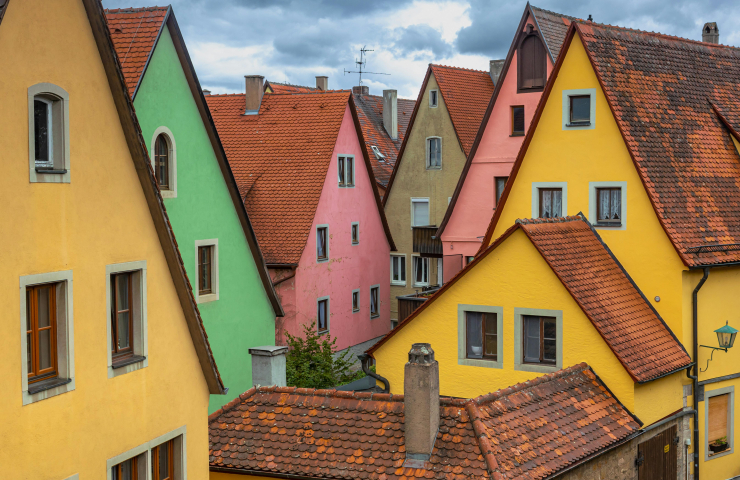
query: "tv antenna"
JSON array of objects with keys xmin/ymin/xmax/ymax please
[{"xmin": 343, "ymin": 46, "xmax": 390, "ymax": 86}]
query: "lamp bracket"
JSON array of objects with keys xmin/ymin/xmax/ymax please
[{"xmin": 699, "ymin": 345, "xmax": 728, "ymax": 373}]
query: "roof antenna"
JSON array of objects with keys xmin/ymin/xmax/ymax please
[
  {"xmin": 587, "ymin": 14, "xmax": 593, "ymax": 21},
  {"xmin": 343, "ymin": 46, "xmax": 390, "ymax": 87}
]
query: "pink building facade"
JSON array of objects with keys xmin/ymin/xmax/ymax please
[{"xmin": 438, "ymin": 6, "xmax": 573, "ymax": 282}]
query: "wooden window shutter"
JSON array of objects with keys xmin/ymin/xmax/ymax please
[
  {"xmin": 533, "ymin": 36, "xmax": 546, "ymax": 87},
  {"xmin": 519, "ymin": 34, "xmax": 546, "ymax": 90},
  {"xmin": 709, "ymin": 393, "xmax": 729, "ymax": 443}
]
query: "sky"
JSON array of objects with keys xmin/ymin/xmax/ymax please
[{"xmin": 102, "ymin": 0, "xmax": 740, "ymax": 99}]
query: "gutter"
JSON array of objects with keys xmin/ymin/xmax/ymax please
[
  {"xmin": 688, "ymin": 267, "xmax": 710, "ymax": 480},
  {"xmin": 210, "ymin": 466, "xmax": 318, "ymax": 480},
  {"xmin": 358, "ymin": 353, "xmax": 390, "ymax": 392},
  {"xmin": 641, "ymin": 408, "xmax": 696, "ymax": 434}
]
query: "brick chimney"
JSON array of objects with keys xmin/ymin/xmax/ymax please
[
  {"xmin": 383, "ymin": 89, "xmax": 398, "ymax": 140},
  {"xmin": 249, "ymin": 346, "xmax": 288, "ymax": 386},
  {"xmin": 352, "ymin": 85, "xmax": 369, "ymax": 95},
  {"xmin": 404, "ymin": 343, "xmax": 439, "ymax": 466},
  {"xmin": 703, "ymin": 22, "xmax": 719, "ymax": 43},
  {"xmin": 489, "ymin": 59, "xmax": 505, "ymax": 85},
  {"xmin": 316, "ymin": 76, "xmax": 328, "ymax": 91},
  {"xmin": 244, "ymin": 75, "xmax": 264, "ymax": 115}
]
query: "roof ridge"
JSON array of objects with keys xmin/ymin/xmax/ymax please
[
  {"xmin": 430, "ymin": 63, "xmax": 488, "ymax": 74},
  {"xmin": 267, "ymin": 89, "xmax": 352, "ymax": 95},
  {"xmin": 515, "ymin": 214, "xmax": 583, "ymax": 225},
  {"xmin": 259, "ymin": 385, "xmax": 407, "ymax": 402},
  {"xmin": 473, "ymin": 362, "xmax": 590, "ymax": 405},
  {"xmin": 104, "ymin": 6, "xmax": 169, "ymax": 14},
  {"xmin": 530, "ymin": 4, "xmax": 578, "ymax": 21}
]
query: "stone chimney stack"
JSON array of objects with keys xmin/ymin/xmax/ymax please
[
  {"xmin": 703, "ymin": 22, "xmax": 719, "ymax": 43},
  {"xmin": 383, "ymin": 89, "xmax": 398, "ymax": 140},
  {"xmin": 352, "ymin": 85, "xmax": 369, "ymax": 95},
  {"xmin": 249, "ymin": 346, "xmax": 288, "ymax": 386},
  {"xmin": 316, "ymin": 76, "xmax": 328, "ymax": 91},
  {"xmin": 489, "ymin": 59, "xmax": 505, "ymax": 85},
  {"xmin": 404, "ymin": 343, "xmax": 440, "ymax": 465},
  {"xmin": 202, "ymin": 89, "xmax": 211, "ymax": 95},
  {"xmin": 244, "ymin": 75, "xmax": 264, "ymax": 115}
]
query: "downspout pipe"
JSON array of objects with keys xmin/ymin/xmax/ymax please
[
  {"xmin": 358, "ymin": 353, "xmax": 390, "ymax": 393},
  {"xmin": 689, "ymin": 267, "xmax": 710, "ymax": 480}
]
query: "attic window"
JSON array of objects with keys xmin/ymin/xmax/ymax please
[
  {"xmin": 518, "ymin": 28, "xmax": 547, "ymax": 92},
  {"xmin": 371, "ymin": 145, "xmax": 385, "ymax": 159}
]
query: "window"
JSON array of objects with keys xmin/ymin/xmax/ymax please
[
  {"xmin": 317, "ymin": 298, "xmax": 329, "ymax": 334},
  {"xmin": 511, "ymin": 106, "xmax": 525, "ymax": 136},
  {"xmin": 518, "ymin": 28, "xmax": 547, "ymax": 92},
  {"xmin": 112, "ymin": 456, "xmax": 142, "ymax": 480},
  {"xmin": 352, "ymin": 289, "xmax": 360, "ymax": 313},
  {"xmin": 523, "ymin": 315, "xmax": 556, "ymax": 364},
  {"xmin": 466, "ymin": 256, "xmax": 475, "ymax": 265},
  {"xmin": 151, "ymin": 439, "xmax": 175, "ymax": 480},
  {"xmin": 370, "ymin": 286, "xmax": 379, "ymax": 318},
  {"xmin": 411, "ymin": 199, "xmax": 430, "ymax": 227},
  {"xmin": 26, "ymin": 284, "xmax": 58, "ymax": 384},
  {"xmin": 317, "ymin": 226, "xmax": 328, "ymax": 262},
  {"xmin": 371, "ymin": 145, "xmax": 385, "ymax": 159},
  {"xmin": 413, "ymin": 256, "xmax": 429, "ymax": 286},
  {"xmin": 391, "ymin": 255, "xmax": 406, "ymax": 286},
  {"xmin": 351, "ymin": 222, "xmax": 359, "ymax": 245},
  {"xmin": 429, "ymin": 89, "xmax": 438, "ymax": 107},
  {"xmin": 706, "ymin": 387, "xmax": 734, "ymax": 460},
  {"xmin": 198, "ymin": 246, "xmax": 213, "ymax": 295},
  {"xmin": 562, "ymin": 89, "xmax": 596, "ymax": 130},
  {"xmin": 465, "ymin": 312, "xmax": 497, "ymax": 360},
  {"xmin": 195, "ymin": 240, "xmax": 219, "ymax": 303},
  {"xmin": 426, "ymin": 137, "xmax": 441, "ymax": 168},
  {"xmin": 597, "ymin": 187, "xmax": 622, "ymax": 225},
  {"xmin": 106, "ymin": 261, "xmax": 147, "ymax": 377},
  {"xmin": 28, "ymin": 83, "xmax": 70, "ymax": 183},
  {"xmin": 539, "ymin": 188, "xmax": 562, "ymax": 218},
  {"xmin": 338, "ymin": 156, "xmax": 354, "ymax": 187},
  {"xmin": 108, "ymin": 429, "xmax": 185, "ymax": 480},
  {"xmin": 154, "ymin": 134, "xmax": 170, "ymax": 190},
  {"xmin": 495, "ymin": 177, "xmax": 508, "ymax": 206},
  {"xmin": 111, "ymin": 272, "xmax": 134, "ymax": 362},
  {"xmin": 569, "ymin": 95, "xmax": 591, "ymax": 125}
]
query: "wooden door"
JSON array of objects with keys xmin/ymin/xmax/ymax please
[{"xmin": 637, "ymin": 425, "xmax": 678, "ymax": 480}]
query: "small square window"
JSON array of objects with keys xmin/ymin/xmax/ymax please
[
  {"xmin": 351, "ymin": 222, "xmax": 359, "ymax": 245},
  {"xmin": 411, "ymin": 199, "xmax": 430, "ymax": 227},
  {"xmin": 352, "ymin": 290, "xmax": 360, "ymax": 313},
  {"xmin": 391, "ymin": 255, "xmax": 406, "ymax": 285},
  {"xmin": 596, "ymin": 187, "xmax": 622, "ymax": 225},
  {"xmin": 429, "ymin": 89, "xmax": 438, "ymax": 107},
  {"xmin": 370, "ymin": 286, "xmax": 379, "ymax": 318},
  {"xmin": 426, "ymin": 137, "xmax": 441, "ymax": 168},
  {"xmin": 523, "ymin": 315, "xmax": 557, "ymax": 364},
  {"xmin": 495, "ymin": 177, "xmax": 508, "ymax": 206},
  {"xmin": 338, "ymin": 156, "xmax": 354, "ymax": 187},
  {"xmin": 317, "ymin": 226, "xmax": 328, "ymax": 261},
  {"xmin": 465, "ymin": 312, "xmax": 497, "ymax": 360},
  {"xmin": 511, "ymin": 106, "xmax": 525, "ymax": 136},
  {"xmin": 569, "ymin": 95, "xmax": 591, "ymax": 125},
  {"xmin": 539, "ymin": 188, "xmax": 562, "ymax": 218},
  {"xmin": 317, "ymin": 298, "xmax": 329, "ymax": 334},
  {"xmin": 413, "ymin": 256, "xmax": 429, "ymax": 287}
]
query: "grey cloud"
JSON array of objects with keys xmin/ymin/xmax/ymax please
[{"xmin": 394, "ymin": 24, "xmax": 453, "ymax": 59}]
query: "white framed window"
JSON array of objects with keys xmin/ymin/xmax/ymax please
[
  {"xmin": 411, "ymin": 198, "xmax": 430, "ymax": 227},
  {"xmin": 107, "ymin": 426, "xmax": 186, "ymax": 480},
  {"xmin": 19, "ymin": 270, "xmax": 75, "ymax": 405},
  {"xmin": 106, "ymin": 261, "xmax": 148, "ymax": 378},
  {"xmin": 457, "ymin": 304, "xmax": 504, "ymax": 369},
  {"xmin": 589, "ymin": 181, "xmax": 627, "ymax": 230},
  {"xmin": 705, "ymin": 386, "xmax": 734, "ymax": 461},
  {"xmin": 370, "ymin": 285, "xmax": 380, "ymax": 318},
  {"xmin": 351, "ymin": 222, "xmax": 359, "ymax": 245},
  {"xmin": 316, "ymin": 225, "xmax": 329, "ymax": 262},
  {"xmin": 562, "ymin": 88, "xmax": 596, "ymax": 130},
  {"xmin": 338, "ymin": 155, "xmax": 355, "ymax": 187},
  {"xmin": 391, "ymin": 254, "xmax": 407, "ymax": 286},
  {"xmin": 412, "ymin": 255, "xmax": 429, "ymax": 287},
  {"xmin": 429, "ymin": 89, "xmax": 438, "ymax": 108},
  {"xmin": 514, "ymin": 307, "xmax": 563, "ymax": 373},
  {"xmin": 371, "ymin": 145, "xmax": 385, "ymax": 159},
  {"xmin": 426, "ymin": 137, "xmax": 442, "ymax": 169},
  {"xmin": 151, "ymin": 126, "xmax": 177, "ymax": 198},
  {"xmin": 352, "ymin": 289, "xmax": 360, "ymax": 313},
  {"xmin": 195, "ymin": 239, "xmax": 219, "ymax": 303},
  {"xmin": 28, "ymin": 83, "xmax": 71, "ymax": 183},
  {"xmin": 317, "ymin": 296, "xmax": 330, "ymax": 334},
  {"xmin": 531, "ymin": 182, "xmax": 568, "ymax": 219}
]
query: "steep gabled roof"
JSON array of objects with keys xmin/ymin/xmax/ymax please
[
  {"xmin": 371, "ymin": 216, "xmax": 690, "ymax": 383},
  {"xmin": 437, "ymin": 4, "xmax": 575, "ymax": 238},
  {"xmin": 209, "ymin": 363, "xmax": 641, "ymax": 480},
  {"xmin": 383, "ymin": 64, "xmax": 494, "ymax": 204},
  {"xmin": 206, "ymin": 91, "xmax": 395, "ymax": 265},
  {"xmin": 265, "ymin": 80, "xmax": 320, "ymax": 94},
  {"xmin": 353, "ymin": 93, "xmax": 415, "ymax": 188},
  {"xmin": 105, "ymin": 6, "xmax": 283, "ymax": 317},
  {"xmin": 84, "ymin": 0, "xmax": 224, "ymax": 393},
  {"xmin": 483, "ymin": 20, "xmax": 740, "ymax": 267}
]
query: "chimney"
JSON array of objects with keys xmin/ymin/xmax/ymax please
[
  {"xmin": 249, "ymin": 346, "xmax": 288, "ymax": 386},
  {"xmin": 352, "ymin": 85, "xmax": 370, "ymax": 95},
  {"xmin": 489, "ymin": 59, "xmax": 505, "ymax": 85},
  {"xmin": 703, "ymin": 22, "xmax": 719, "ymax": 44},
  {"xmin": 316, "ymin": 76, "xmax": 328, "ymax": 91},
  {"xmin": 383, "ymin": 89, "xmax": 398, "ymax": 140},
  {"xmin": 202, "ymin": 89, "xmax": 211, "ymax": 95},
  {"xmin": 404, "ymin": 343, "xmax": 439, "ymax": 466},
  {"xmin": 244, "ymin": 75, "xmax": 264, "ymax": 115}
]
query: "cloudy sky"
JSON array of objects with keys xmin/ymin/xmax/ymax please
[{"xmin": 102, "ymin": 0, "xmax": 740, "ymax": 99}]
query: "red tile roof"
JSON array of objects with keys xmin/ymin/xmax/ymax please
[
  {"xmin": 209, "ymin": 363, "xmax": 640, "ymax": 480},
  {"xmin": 206, "ymin": 91, "xmax": 394, "ymax": 264},
  {"xmin": 530, "ymin": 5, "xmax": 577, "ymax": 61},
  {"xmin": 104, "ymin": 6, "xmax": 168, "ymax": 97},
  {"xmin": 353, "ymin": 93, "xmax": 415, "ymax": 188},
  {"xmin": 266, "ymin": 81, "xmax": 321, "ymax": 94},
  {"xmin": 371, "ymin": 216, "xmax": 690, "ymax": 383}
]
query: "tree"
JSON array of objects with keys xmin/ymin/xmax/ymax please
[{"xmin": 285, "ymin": 322, "xmax": 363, "ymax": 389}]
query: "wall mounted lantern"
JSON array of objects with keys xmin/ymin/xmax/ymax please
[{"xmin": 700, "ymin": 321, "xmax": 739, "ymax": 372}]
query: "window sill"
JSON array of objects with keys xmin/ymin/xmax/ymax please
[
  {"xmin": 391, "ymin": 282, "xmax": 407, "ymax": 287},
  {"xmin": 35, "ymin": 167, "xmax": 68, "ymax": 174},
  {"xmin": 197, "ymin": 292, "xmax": 219, "ymax": 304},
  {"xmin": 425, "ymin": 166, "xmax": 442, "ymax": 170},
  {"xmin": 318, "ymin": 330, "xmax": 329, "ymax": 335},
  {"xmin": 352, "ymin": 242, "xmax": 359, "ymax": 246},
  {"xmin": 595, "ymin": 222, "xmax": 622, "ymax": 227},
  {"xmin": 112, "ymin": 355, "xmax": 146, "ymax": 370},
  {"xmin": 371, "ymin": 314, "xmax": 379, "ymax": 319},
  {"xmin": 566, "ymin": 122, "xmax": 591, "ymax": 127},
  {"xmin": 413, "ymin": 284, "xmax": 430, "ymax": 288},
  {"xmin": 510, "ymin": 133, "xmax": 525, "ymax": 137},
  {"xmin": 707, "ymin": 447, "xmax": 733, "ymax": 461},
  {"xmin": 458, "ymin": 358, "xmax": 502, "ymax": 369},
  {"xmin": 317, "ymin": 258, "xmax": 329, "ymax": 263},
  {"xmin": 28, "ymin": 377, "xmax": 72, "ymax": 395}
]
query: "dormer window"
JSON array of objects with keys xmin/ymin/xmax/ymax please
[
  {"xmin": 518, "ymin": 25, "xmax": 547, "ymax": 92},
  {"xmin": 371, "ymin": 145, "xmax": 385, "ymax": 159}
]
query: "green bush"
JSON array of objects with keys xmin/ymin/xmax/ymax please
[{"xmin": 285, "ymin": 322, "xmax": 365, "ymax": 389}]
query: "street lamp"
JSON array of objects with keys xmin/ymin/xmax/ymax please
[{"xmin": 700, "ymin": 321, "xmax": 739, "ymax": 372}]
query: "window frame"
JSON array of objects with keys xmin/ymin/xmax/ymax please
[
  {"xmin": 514, "ymin": 307, "xmax": 563, "ymax": 373},
  {"xmin": 495, "ymin": 176, "xmax": 508, "ymax": 206},
  {"xmin": 338, "ymin": 155, "xmax": 355, "ymax": 188},
  {"xmin": 412, "ymin": 255, "xmax": 429, "ymax": 287},
  {"xmin": 370, "ymin": 285, "xmax": 380, "ymax": 319},
  {"xmin": 195, "ymin": 239, "xmax": 219, "ymax": 303},
  {"xmin": 106, "ymin": 261, "xmax": 148, "ymax": 378},
  {"xmin": 705, "ymin": 386, "xmax": 735, "ymax": 461},
  {"xmin": 426, "ymin": 136, "xmax": 442, "ymax": 169},
  {"xmin": 531, "ymin": 182, "xmax": 567, "ymax": 219},
  {"xmin": 111, "ymin": 272, "xmax": 135, "ymax": 361},
  {"xmin": 522, "ymin": 315, "xmax": 557, "ymax": 365},
  {"xmin": 589, "ymin": 181, "xmax": 627, "ymax": 230},
  {"xmin": 391, "ymin": 254, "xmax": 407, "ymax": 286},
  {"xmin": 562, "ymin": 88, "xmax": 596, "ymax": 130},
  {"xmin": 106, "ymin": 426, "xmax": 186, "ymax": 480},
  {"xmin": 351, "ymin": 222, "xmax": 359, "ymax": 245},
  {"xmin": 457, "ymin": 304, "xmax": 503, "ymax": 369},
  {"xmin": 429, "ymin": 89, "xmax": 438, "ymax": 108},
  {"xmin": 538, "ymin": 188, "xmax": 563, "ymax": 219},
  {"xmin": 150, "ymin": 127, "xmax": 177, "ymax": 198},
  {"xmin": 352, "ymin": 289, "xmax": 360, "ymax": 313},
  {"xmin": 151, "ymin": 438, "xmax": 175, "ymax": 480},
  {"xmin": 317, "ymin": 296, "xmax": 330, "ymax": 334},
  {"xmin": 511, "ymin": 105, "xmax": 525, "ymax": 136},
  {"xmin": 410, "ymin": 198, "xmax": 430, "ymax": 228},
  {"xmin": 26, "ymin": 283, "xmax": 59, "ymax": 384},
  {"xmin": 370, "ymin": 145, "xmax": 385, "ymax": 159},
  {"xmin": 28, "ymin": 83, "xmax": 71, "ymax": 183},
  {"xmin": 316, "ymin": 225, "xmax": 329, "ymax": 263}
]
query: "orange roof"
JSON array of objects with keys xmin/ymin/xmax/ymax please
[
  {"xmin": 104, "ymin": 6, "xmax": 168, "ymax": 97},
  {"xmin": 266, "ymin": 81, "xmax": 320, "ymax": 94},
  {"xmin": 371, "ymin": 216, "xmax": 690, "ymax": 383},
  {"xmin": 206, "ymin": 91, "xmax": 394, "ymax": 264},
  {"xmin": 209, "ymin": 363, "xmax": 640, "ymax": 479}
]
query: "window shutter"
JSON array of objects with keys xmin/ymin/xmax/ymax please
[
  {"xmin": 524, "ymin": 316, "xmax": 540, "ymax": 362},
  {"xmin": 533, "ymin": 37, "xmax": 546, "ymax": 87},
  {"xmin": 413, "ymin": 201, "xmax": 430, "ymax": 226},
  {"xmin": 709, "ymin": 393, "xmax": 729, "ymax": 443},
  {"xmin": 520, "ymin": 36, "xmax": 535, "ymax": 88},
  {"xmin": 519, "ymin": 35, "xmax": 546, "ymax": 89}
]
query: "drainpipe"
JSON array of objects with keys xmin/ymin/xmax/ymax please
[
  {"xmin": 358, "ymin": 353, "xmax": 390, "ymax": 393},
  {"xmin": 688, "ymin": 267, "xmax": 710, "ymax": 480}
]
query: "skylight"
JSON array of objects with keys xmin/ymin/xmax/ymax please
[{"xmin": 371, "ymin": 145, "xmax": 385, "ymax": 159}]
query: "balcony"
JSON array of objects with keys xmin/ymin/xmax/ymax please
[
  {"xmin": 412, "ymin": 226, "xmax": 443, "ymax": 258},
  {"xmin": 397, "ymin": 287, "xmax": 440, "ymax": 324}
]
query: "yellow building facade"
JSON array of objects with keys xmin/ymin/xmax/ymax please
[{"xmin": 0, "ymin": 1, "xmax": 224, "ymax": 478}]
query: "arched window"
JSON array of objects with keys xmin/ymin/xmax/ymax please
[
  {"xmin": 518, "ymin": 28, "xmax": 547, "ymax": 91},
  {"xmin": 28, "ymin": 83, "xmax": 70, "ymax": 183},
  {"xmin": 154, "ymin": 134, "xmax": 170, "ymax": 190}
]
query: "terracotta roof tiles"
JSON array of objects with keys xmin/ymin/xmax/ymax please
[
  {"xmin": 266, "ymin": 81, "xmax": 321, "ymax": 94},
  {"xmin": 530, "ymin": 5, "xmax": 577, "ymax": 60}
]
